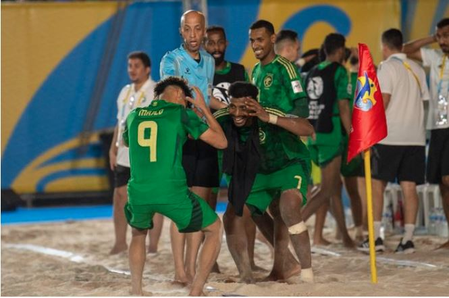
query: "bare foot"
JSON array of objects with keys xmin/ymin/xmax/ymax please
[
  {"xmin": 211, "ymin": 262, "xmax": 221, "ymax": 273},
  {"xmin": 343, "ymin": 237, "xmax": 355, "ymax": 249},
  {"xmin": 262, "ymin": 264, "xmax": 300, "ymax": 282},
  {"xmin": 436, "ymin": 241, "xmax": 449, "ymax": 250},
  {"xmin": 172, "ymin": 274, "xmax": 190, "ymax": 287},
  {"xmin": 189, "ymin": 290, "xmax": 207, "ymax": 296},
  {"xmin": 251, "ymin": 263, "xmax": 267, "ymax": 272},
  {"xmin": 129, "ymin": 289, "xmax": 152, "ymax": 296},
  {"xmin": 147, "ymin": 246, "xmax": 158, "ymax": 254},
  {"xmin": 239, "ymin": 274, "xmax": 255, "ymax": 284},
  {"xmin": 171, "ymin": 280, "xmax": 189, "ymax": 287},
  {"xmin": 313, "ymin": 237, "xmax": 331, "ymax": 246},
  {"xmin": 109, "ymin": 244, "xmax": 128, "ymax": 255}
]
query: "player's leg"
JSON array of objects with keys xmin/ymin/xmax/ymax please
[
  {"xmin": 344, "ymin": 176, "xmax": 364, "ymax": 241},
  {"xmin": 170, "ymin": 223, "xmax": 188, "ymax": 284},
  {"xmin": 439, "ymin": 177, "xmax": 449, "ymax": 249},
  {"xmin": 223, "ymin": 203, "xmax": 254, "ymax": 283},
  {"xmin": 129, "ymin": 227, "xmax": 148, "ymax": 295},
  {"xmin": 110, "ymin": 165, "xmax": 130, "ymax": 254},
  {"xmin": 124, "ymin": 203, "xmax": 155, "ymax": 295},
  {"xmin": 148, "ymin": 213, "xmax": 164, "ymax": 254},
  {"xmin": 313, "ymin": 202, "xmax": 331, "ymax": 245}
]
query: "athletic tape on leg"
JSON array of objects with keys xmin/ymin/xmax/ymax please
[{"xmin": 288, "ymin": 221, "xmax": 307, "ymax": 234}]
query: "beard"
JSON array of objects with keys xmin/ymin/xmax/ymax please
[{"xmin": 213, "ymin": 51, "xmax": 225, "ymax": 66}]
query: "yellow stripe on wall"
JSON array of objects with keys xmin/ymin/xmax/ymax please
[{"xmin": 1, "ymin": 2, "xmax": 119, "ymax": 154}]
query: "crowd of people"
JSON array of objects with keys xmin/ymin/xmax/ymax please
[{"xmin": 108, "ymin": 10, "xmax": 449, "ymax": 295}]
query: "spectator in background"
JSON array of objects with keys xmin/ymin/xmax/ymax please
[
  {"xmin": 275, "ymin": 29, "xmax": 317, "ymax": 72},
  {"xmin": 109, "ymin": 51, "xmax": 163, "ymax": 255},
  {"xmin": 302, "ymin": 33, "xmax": 354, "ymax": 248},
  {"xmin": 358, "ymin": 29, "xmax": 429, "ymax": 253},
  {"xmin": 159, "ymin": 10, "xmax": 223, "ymax": 284},
  {"xmin": 403, "ymin": 17, "xmax": 449, "ymax": 249}
]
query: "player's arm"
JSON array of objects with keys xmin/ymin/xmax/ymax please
[
  {"xmin": 159, "ymin": 53, "xmax": 176, "ymax": 79},
  {"xmin": 210, "ymin": 96, "xmax": 227, "ymax": 110},
  {"xmin": 381, "ymin": 93, "xmax": 391, "ymax": 110},
  {"xmin": 402, "ymin": 35, "xmax": 436, "ymax": 62},
  {"xmin": 109, "ymin": 125, "xmax": 119, "ymax": 171},
  {"xmin": 338, "ymin": 99, "xmax": 351, "ymax": 135},
  {"xmin": 187, "ymin": 86, "xmax": 227, "ymax": 149},
  {"xmin": 245, "ymin": 98, "xmax": 314, "ymax": 137}
]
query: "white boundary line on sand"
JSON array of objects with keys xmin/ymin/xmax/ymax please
[
  {"xmin": 310, "ymin": 245, "xmax": 447, "ymax": 269},
  {"xmin": 3, "ymin": 243, "xmax": 190, "ymax": 294}
]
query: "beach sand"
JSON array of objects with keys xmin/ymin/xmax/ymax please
[{"xmin": 2, "ymin": 217, "xmax": 448, "ymax": 296}]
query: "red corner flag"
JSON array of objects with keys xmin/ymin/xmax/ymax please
[{"xmin": 347, "ymin": 44, "xmax": 387, "ymax": 162}]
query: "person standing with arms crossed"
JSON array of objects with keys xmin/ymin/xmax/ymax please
[
  {"xmin": 160, "ymin": 10, "xmax": 225, "ymax": 284},
  {"xmin": 109, "ymin": 51, "xmax": 163, "ymax": 255},
  {"xmin": 403, "ymin": 18, "xmax": 449, "ymax": 250}
]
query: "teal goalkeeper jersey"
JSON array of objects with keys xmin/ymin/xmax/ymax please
[{"xmin": 123, "ymin": 100, "xmax": 208, "ymax": 205}]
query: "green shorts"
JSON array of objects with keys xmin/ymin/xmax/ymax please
[
  {"xmin": 308, "ymin": 142, "xmax": 343, "ymax": 167},
  {"xmin": 125, "ymin": 191, "xmax": 218, "ymax": 232},
  {"xmin": 340, "ymin": 136, "xmax": 363, "ymax": 177},
  {"xmin": 245, "ymin": 162, "xmax": 310, "ymax": 216}
]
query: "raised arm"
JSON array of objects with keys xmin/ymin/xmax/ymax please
[
  {"xmin": 186, "ymin": 86, "xmax": 228, "ymax": 149},
  {"xmin": 245, "ymin": 98, "xmax": 314, "ymax": 137},
  {"xmin": 402, "ymin": 35, "xmax": 436, "ymax": 61}
]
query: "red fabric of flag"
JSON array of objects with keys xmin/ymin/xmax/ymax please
[{"xmin": 347, "ymin": 43, "xmax": 387, "ymax": 162}]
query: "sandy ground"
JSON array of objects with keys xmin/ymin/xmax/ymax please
[{"xmin": 1, "ymin": 217, "xmax": 449, "ymax": 296}]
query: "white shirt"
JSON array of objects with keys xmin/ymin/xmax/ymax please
[
  {"xmin": 116, "ymin": 78, "xmax": 156, "ymax": 167},
  {"xmin": 377, "ymin": 53, "xmax": 430, "ymax": 146},
  {"xmin": 421, "ymin": 47, "xmax": 449, "ymax": 130}
]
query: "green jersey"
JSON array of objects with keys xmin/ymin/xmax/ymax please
[
  {"xmin": 308, "ymin": 61, "xmax": 351, "ymax": 146},
  {"xmin": 251, "ymin": 55, "xmax": 308, "ymax": 117},
  {"xmin": 123, "ymin": 100, "xmax": 209, "ymax": 205},
  {"xmin": 251, "ymin": 55, "xmax": 310, "ymax": 173}
]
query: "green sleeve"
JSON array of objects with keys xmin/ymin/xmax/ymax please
[
  {"xmin": 335, "ymin": 66, "xmax": 351, "ymax": 101},
  {"xmin": 244, "ymin": 70, "xmax": 250, "ymax": 82},
  {"xmin": 279, "ymin": 59, "xmax": 308, "ymax": 117},
  {"xmin": 182, "ymin": 109, "xmax": 209, "ymax": 139}
]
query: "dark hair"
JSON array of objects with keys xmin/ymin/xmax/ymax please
[
  {"xmin": 154, "ymin": 76, "xmax": 193, "ymax": 98},
  {"xmin": 323, "ymin": 33, "xmax": 346, "ymax": 56},
  {"xmin": 381, "ymin": 28, "xmax": 403, "ymax": 50},
  {"xmin": 275, "ymin": 29, "xmax": 298, "ymax": 44},
  {"xmin": 300, "ymin": 48, "xmax": 321, "ymax": 73},
  {"xmin": 128, "ymin": 51, "xmax": 151, "ymax": 68},
  {"xmin": 437, "ymin": 18, "xmax": 449, "ymax": 29},
  {"xmin": 229, "ymin": 81, "xmax": 259, "ymax": 99},
  {"xmin": 206, "ymin": 25, "xmax": 227, "ymax": 40},
  {"xmin": 250, "ymin": 20, "xmax": 275, "ymax": 35}
]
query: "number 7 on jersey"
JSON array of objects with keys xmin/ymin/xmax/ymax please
[{"xmin": 138, "ymin": 121, "xmax": 158, "ymax": 162}]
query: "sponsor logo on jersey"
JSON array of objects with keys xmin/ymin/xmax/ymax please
[
  {"xmin": 291, "ymin": 80, "xmax": 303, "ymax": 93},
  {"xmin": 306, "ymin": 76, "xmax": 323, "ymax": 100},
  {"xmin": 264, "ymin": 74, "xmax": 273, "ymax": 88}
]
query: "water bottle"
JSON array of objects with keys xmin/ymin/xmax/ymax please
[
  {"xmin": 382, "ymin": 208, "xmax": 393, "ymax": 236},
  {"xmin": 439, "ymin": 210, "xmax": 448, "ymax": 238},
  {"xmin": 428, "ymin": 207, "xmax": 437, "ymax": 235}
]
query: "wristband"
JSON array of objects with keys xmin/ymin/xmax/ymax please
[{"xmin": 268, "ymin": 113, "xmax": 278, "ymax": 125}]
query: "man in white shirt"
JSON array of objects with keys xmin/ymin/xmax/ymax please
[
  {"xmin": 403, "ymin": 18, "xmax": 449, "ymax": 250},
  {"xmin": 109, "ymin": 51, "xmax": 163, "ymax": 254},
  {"xmin": 358, "ymin": 29, "xmax": 430, "ymax": 254}
]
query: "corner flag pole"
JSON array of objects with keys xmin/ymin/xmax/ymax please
[{"xmin": 364, "ymin": 149, "xmax": 378, "ymax": 284}]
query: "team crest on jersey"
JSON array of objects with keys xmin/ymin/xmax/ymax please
[
  {"xmin": 306, "ymin": 76, "xmax": 323, "ymax": 100},
  {"xmin": 259, "ymin": 128, "xmax": 266, "ymax": 144},
  {"xmin": 213, "ymin": 82, "xmax": 231, "ymax": 104},
  {"xmin": 264, "ymin": 74, "xmax": 273, "ymax": 88},
  {"xmin": 354, "ymin": 71, "xmax": 377, "ymax": 112},
  {"xmin": 185, "ymin": 67, "xmax": 191, "ymax": 75}
]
